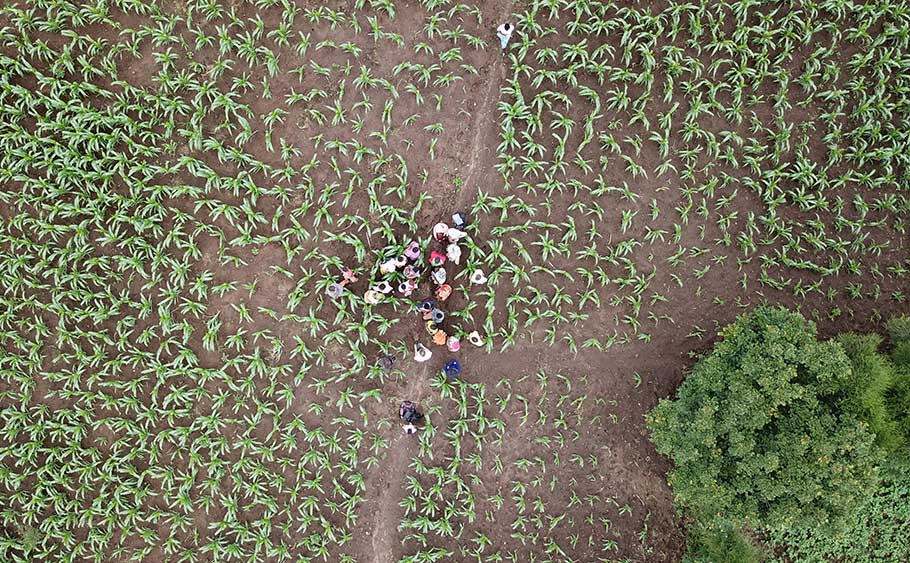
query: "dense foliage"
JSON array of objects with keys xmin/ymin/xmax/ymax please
[
  {"xmin": 770, "ymin": 318, "xmax": 910, "ymax": 561},
  {"xmin": 682, "ymin": 522, "xmax": 764, "ymax": 563},
  {"xmin": 650, "ymin": 308, "xmax": 910, "ymax": 561},
  {"xmin": 647, "ymin": 307, "xmax": 880, "ymax": 533},
  {"xmin": 769, "ymin": 458, "xmax": 910, "ymax": 562},
  {"xmin": 886, "ymin": 316, "xmax": 910, "ymax": 442}
]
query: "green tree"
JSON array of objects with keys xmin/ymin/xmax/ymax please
[
  {"xmin": 768, "ymin": 315, "xmax": 910, "ymax": 562},
  {"xmin": 647, "ymin": 307, "xmax": 881, "ymax": 534}
]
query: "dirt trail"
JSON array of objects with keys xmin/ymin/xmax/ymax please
[
  {"xmin": 454, "ymin": 61, "xmax": 507, "ymax": 210},
  {"xmin": 366, "ymin": 429, "xmax": 408, "ymax": 563},
  {"xmin": 447, "ymin": 2, "xmax": 515, "ymax": 212},
  {"xmin": 359, "ymin": 361, "xmax": 433, "ymax": 563},
  {"xmin": 357, "ymin": 5, "xmax": 515, "ymax": 562},
  {"xmin": 360, "ymin": 334, "xmax": 489, "ymax": 563}
]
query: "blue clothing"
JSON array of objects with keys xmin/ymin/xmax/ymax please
[
  {"xmin": 497, "ymin": 24, "xmax": 513, "ymax": 49},
  {"xmin": 444, "ymin": 359, "xmax": 461, "ymax": 378}
]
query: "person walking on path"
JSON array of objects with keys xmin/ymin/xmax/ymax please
[
  {"xmin": 497, "ymin": 23, "xmax": 514, "ymax": 50},
  {"xmin": 400, "ymin": 401, "xmax": 423, "ymax": 434}
]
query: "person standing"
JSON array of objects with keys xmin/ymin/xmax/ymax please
[
  {"xmin": 444, "ymin": 359, "xmax": 461, "ymax": 378},
  {"xmin": 414, "ymin": 343, "xmax": 433, "ymax": 362},
  {"xmin": 496, "ymin": 23, "xmax": 514, "ymax": 50},
  {"xmin": 400, "ymin": 401, "xmax": 423, "ymax": 435}
]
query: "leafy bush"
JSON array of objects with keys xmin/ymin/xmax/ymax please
[
  {"xmin": 647, "ymin": 307, "xmax": 881, "ymax": 534},
  {"xmin": 683, "ymin": 522, "xmax": 764, "ymax": 563},
  {"xmin": 836, "ymin": 333, "xmax": 904, "ymax": 451},
  {"xmin": 769, "ymin": 459, "xmax": 910, "ymax": 562},
  {"xmin": 886, "ymin": 315, "xmax": 910, "ymax": 344},
  {"xmin": 651, "ymin": 308, "xmax": 910, "ymax": 561}
]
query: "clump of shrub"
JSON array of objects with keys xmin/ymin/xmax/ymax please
[
  {"xmin": 683, "ymin": 523, "xmax": 764, "ymax": 563},
  {"xmin": 649, "ymin": 307, "xmax": 910, "ymax": 561}
]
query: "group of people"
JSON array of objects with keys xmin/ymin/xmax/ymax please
[
  {"xmin": 327, "ymin": 212, "xmax": 486, "ymax": 435},
  {"xmin": 412, "ymin": 212, "xmax": 484, "ymax": 366},
  {"xmin": 397, "ymin": 24, "xmax": 515, "ymax": 434},
  {"xmin": 401, "ymin": 213, "xmax": 495, "ymax": 434}
]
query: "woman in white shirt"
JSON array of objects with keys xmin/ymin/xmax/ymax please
[{"xmin": 496, "ymin": 23, "xmax": 514, "ymax": 50}]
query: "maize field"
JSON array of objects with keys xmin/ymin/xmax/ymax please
[{"xmin": 0, "ymin": 0, "xmax": 908, "ymax": 561}]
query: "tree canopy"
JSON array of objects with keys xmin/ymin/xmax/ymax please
[{"xmin": 647, "ymin": 306, "xmax": 881, "ymax": 533}]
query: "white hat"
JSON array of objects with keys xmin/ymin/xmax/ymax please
[
  {"xmin": 414, "ymin": 343, "xmax": 432, "ymax": 362},
  {"xmin": 326, "ymin": 283, "xmax": 344, "ymax": 299},
  {"xmin": 433, "ymin": 223, "xmax": 449, "ymax": 240},
  {"xmin": 470, "ymin": 269, "xmax": 487, "ymax": 285},
  {"xmin": 468, "ymin": 330, "xmax": 484, "ymax": 346},
  {"xmin": 447, "ymin": 228, "xmax": 467, "ymax": 243},
  {"xmin": 380, "ymin": 258, "xmax": 398, "ymax": 274},
  {"xmin": 398, "ymin": 281, "xmax": 415, "ymax": 296}
]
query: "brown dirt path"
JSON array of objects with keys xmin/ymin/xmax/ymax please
[
  {"xmin": 356, "ymin": 360, "xmax": 433, "ymax": 563},
  {"xmin": 453, "ymin": 55, "xmax": 508, "ymax": 211},
  {"xmin": 352, "ymin": 4, "xmax": 516, "ymax": 562}
]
